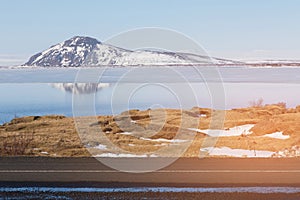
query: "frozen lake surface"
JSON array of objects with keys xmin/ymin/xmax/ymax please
[
  {"xmin": 1, "ymin": 66, "xmax": 300, "ymax": 83},
  {"xmin": 1, "ymin": 66, "xmax": 300, "ymax": 123}
]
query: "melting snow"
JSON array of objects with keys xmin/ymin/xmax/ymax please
[
  {"xmin": 94, "ymin": 144, "xmax": 107, "ymax": 150},
  {"xmin": 140, "ymin": 137, "xmax": 187, "ymax": 143},
  {"xmin": 118, "ymin": 132, "xmax": 133, "ymax": 135},
  {"xmin": 96, "ymin": 153, "xmax": 157, "ymax": 157},
  {"xmin": 262, "ymin": 131, "xmax": 290, "ymax": 140},
  {"xmin": 201, "ymin": 147, "xmax": 274, "ymax": 157},
  {"xmin": 188, "ymin": 124, "xmax": 255, "ymax": 137}
]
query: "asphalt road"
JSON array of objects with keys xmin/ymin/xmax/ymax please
[{"xmin": 1, "ymin": 157, "xmax": 300, "ymax": 187}]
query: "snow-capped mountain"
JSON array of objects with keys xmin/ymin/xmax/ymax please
[
  {"xmin": 24, "ymin": 36, "xmax": 100, "ymax": 67},
  {"xmin": 24, "ymin": 36, "xmax": 239, "ymax": 67}
]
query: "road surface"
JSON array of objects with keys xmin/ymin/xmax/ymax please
[{"xmin": 1, "ymin": 157, "xmax": 300, "ymax": 187}]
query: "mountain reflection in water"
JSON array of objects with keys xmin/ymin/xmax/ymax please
[{"xmin": 51, "ymin": 83, "xmax": 110, "ymax": 94}]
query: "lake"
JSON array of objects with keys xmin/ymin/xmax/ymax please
[{"xmin": 1, "ymin": 66, "xmax": 300, "ymax": 123}]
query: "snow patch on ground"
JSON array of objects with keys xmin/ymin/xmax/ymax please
[
  {"xmin": 262, "ymin": 131, "xmax": 290, "ymax": 139},
  {"xmin": 201, "ymin": 147, "xmax": 275, "ymax": 157},
  {"xmin": 140, "ymin": 137, "xmax": 187, "ymax": 143},
  {"xmin": 273, "ymin": 146, "xmax": 300, "ymax": 157},
  {"xmin": 96, "ymin": 153, "xmax": 157, "ymax": 157},
  {"xmin": 93, "ymin": 144, "xmax": 107, "ymax": 150},
  {"xmin": 189, "ymin": 124, "xmax": 255, "ymax": 137},
  {"xmin": 118, "ymin": 132, "xmax": 133, "ymax": 135}
]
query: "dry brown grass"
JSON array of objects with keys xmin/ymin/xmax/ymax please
[
  {"xmin": 1, "ymin": 103, "xmax": 300, "ymax": 157},
  {"xmin": 0, "ymin": 115, "xmax": 89, "ymax": 157}
]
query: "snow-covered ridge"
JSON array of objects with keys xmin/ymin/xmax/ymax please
[{"xmin": 23, "ymin": 36, "xmax": 239, "ymax": 67}]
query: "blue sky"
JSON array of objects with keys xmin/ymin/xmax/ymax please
[{"xmin": 0, "ymin": 0, "xmax": 300, "ymax": 65}]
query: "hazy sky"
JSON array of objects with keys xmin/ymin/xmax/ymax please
[{"xmin": 1, "ymin": 0, "xmax": 300, "ymax": 65}]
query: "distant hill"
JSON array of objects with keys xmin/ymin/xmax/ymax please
[{"xmin": 23, "ymin": 36, "xmax": 241, "ymax": 67}]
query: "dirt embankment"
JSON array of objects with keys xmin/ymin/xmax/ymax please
[{"xmin": 1, "ymin": 103, "xmax": 300, "ymax": 157}]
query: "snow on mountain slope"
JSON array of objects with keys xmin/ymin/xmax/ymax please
[
  {"xmin": 24, "ymin": 36, "xmax": 239, "ymax": 67},
  {"xmin": 24, "ymin": 36, "xmax": 100, "ymax": 67},
  {"xmin": 84, "ymin": 43, "xmax": 130, "ymax": 66},
  {"xmin": 87, "ymin": 47, "xmax": 196, "ymax": 66}
]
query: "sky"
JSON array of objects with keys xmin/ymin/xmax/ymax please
[{"xmin": 0, "ymin": 0, "xmax": 300, "ymax": 66}]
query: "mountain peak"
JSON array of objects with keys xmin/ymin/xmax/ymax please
[
  {"xmin": 64, "ymin": 36, "xmax": 101, "ymax": 47},
  {"xmin": 24, "ymin": 36, "xmax": 101, "ymax": 67}
]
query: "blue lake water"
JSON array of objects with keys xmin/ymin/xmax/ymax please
[{"xmin": 1, "ymin": 66, "xmax": 300, "ymax": 123}]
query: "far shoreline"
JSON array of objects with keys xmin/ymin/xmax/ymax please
[{"xmin": 2, "ymin": 63, "xmax": 300, "ymax": 69}]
